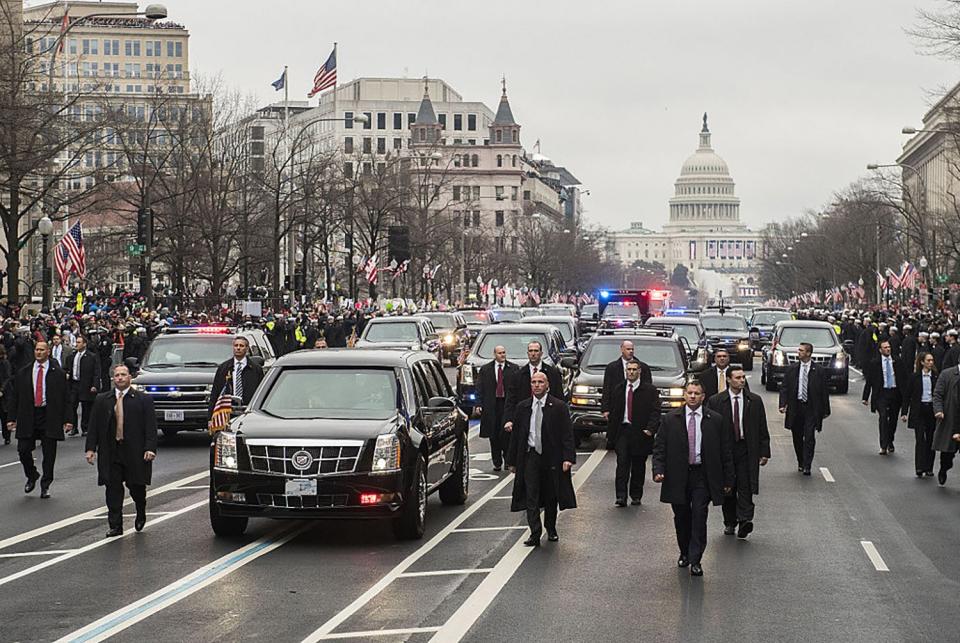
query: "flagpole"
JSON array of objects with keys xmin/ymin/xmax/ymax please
[{"xmin": 283, "ymin": 65, "xmax": 289, "ymax": 132}]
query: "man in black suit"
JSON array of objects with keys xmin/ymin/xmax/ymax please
[
  {"xmin": 779, "ymin": 342, "xmax": 831, "ymax": 475},
  {"xmin": 653, "ymin": 380, "xmax": 733, "ymax": 577},
  {"xmin": 209, "ymin": 337, "xmax": 265, "ymax": 417},
  {"xmin": 65, "ymin": 334, "xmax": 101, "ymax": 437},
  {"xmin": 862, "ymin": 339, "xmax": 908, "ymax": 455},
  {"xmin": 507, "ymin": 341, "xmax": 564, "ymax": 419},
  {"xmin": 707, "ymin": 365, "xmax": 770, "ymax": 539},
  {"xmin": 475, "ymin": 345, "xmax": 520, "ymax": 471},
  {"xmin": 506, "ymin": 372, "xmax": 577, "ymax": 547},
  {"xmin": 49, "ymin": 332, "xmax": 73, "ymax": 368},
  {"xmin": 606, "ymin": 358, "xmax": 660, "ymax": 506},
  {"xmin": 600, "ymin": 340, "xmax": 652, "ymax": 421},
  {"xmin": 701, "ymin": 348, "xmax": 748, "ymax": 399},
  {"xmin": 6, "ymin": 341, "xmax": 72, "ymax": 498},
  {"xmin": 85, "ymin": 364, "xmax": 158, "ymax": 537}
]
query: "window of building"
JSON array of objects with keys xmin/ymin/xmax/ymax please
[
  {"xmin": 344, "ymin": 111, "xmax": 354, "ymax": 129},
  {"xmin": 523, "ymin": 190, "xmax": 531, "ymax": 200},
  {"xmin": 495, "ymin": 186, "xmax": 504, "ymax": 199},
  {"xmin": 453, "ymin": 186, "xmax": 461, "ymax": 200},
  {"xmin": 363, "ymin": 162, "xmax": 372, "ymax": 176},
  {"xmin": 68, "ymin": 38, "xmax": 77, "ymax": 55},
  {"xmin": 511, "ymin": 237, "xmax": 518, "ymax": 253},
  {"xmin": 469, "ymin": 139, "xmax": 477, "ymax": 145},
  {"xmin": 82, "ymin": 39, "xmax": 98, "ymax": 55},
  {"xmin": 344, "ymin": 137, "xmax": 353, "ymax": 154},
  {"xmin": 408, "ymin": 113, "xmax": 416, "ymax": 128},
  {"xmin": 363, "ymin": 112, "xmax": 372, "ymax": 129},
  {"xmin": 166, "ymin": 41, "xmax": 182, "ymax": 57},
  {"xmin": 377, "ymin": 162, "xmax": 386, "ymax": 173},
  {"xmin": 473, "ymin": 186, "xmax": 481, "ymax": 199},
  {"xmin": 463, "ymin": 212, "xmax": 471, "ymax": 227},
  {"xmin": 471, "ymin": 154, "xmax": 479, "ymax": 167},
  {"xmin": 145, "ymin": 40, "xmax": 160, "ymax": 56},
  {"xmin": 495, "ymin": 211, "xmax": 504, "ymax": 226},
  {"xmin": 472, "ymin": 211, "xmax": 481, "ymax": 227},
  {"xmin": 454, "ymin": 114, "xmax": 463, "ymax": 130},
  {"xmin": 496, "ymin": 237, "xmax": 505, "ymax": 253},
  {"xmin": 468, "ymin": 114, "xmax": 477, "ymax": 130},
  {"xmin": 512, "ymin": 130, "xmax": 517, "ymax": 143},
  {"xmin": 377, "ymin": 112, "xmax": 386, "ymax": 129},
  {"xmin": 496, "ymin": 154, "xmax": 502, "ymax": 167},
  {"xmin": 125, "ymin": 40, "xmax": 141, "ymax": 56},
  {"xmin": 495, "ymin": 130, "xmax": 502, "ymax": 143},
  {"xmin": 343, "ymin": 161, "xmax": 353, "ymax": 178},
  {"xmin": 362, "ymin": 137, "xmax": 371, "ymax": 154},
  {"xmin": 511, "ymin": 186, "xmax": 518, "ymax": 201},
  {"xmin": 377, "ymin": 138, "xmax": 386, "ymax": 154},
  {"xmin": 393, "ymin": 138, "xmax": 402, "ymax": 150},
  {"xmin": 512, "ymin": 155, "xmax": 517, "ymax": 167}
]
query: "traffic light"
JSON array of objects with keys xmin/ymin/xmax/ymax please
[
  {"xmin": 388, "ymin": 225, "xmax": 410, "ymax": 263},
  {"xmin": 137, "ymin": 207, "xmax": 152, "ymax": 246}
]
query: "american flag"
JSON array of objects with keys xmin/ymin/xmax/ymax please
[
  {"xmin": 208, "ymin": 380, "xmax": 233, "ymax": 434},
  {"xmin": 307, "ymin": 46, "xmax": 337, "ymax": 98},
  {"xmin": 364, "ymin": 254, "xmax": 378, "ymax": 284},
  {"xmin": 54, "ymin": 222, "xmax": 86, "ymax": 289}
]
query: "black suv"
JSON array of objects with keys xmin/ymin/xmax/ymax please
[
  {"xmin": 131, "ymin": 326, "xmax": 275, "ymax": 438},
  {"xmin": 644, "ymin": 316, "xmax": 710, "ymax": 376},
  {"xmin": 749, "ymin": 308, "xmax": 793, "ymax": 350},
  {"xmin": 699, "ymin": 313, "xmax": 754, "ymax": 370},
  {"xmin": 209, "ymin": 349, "xmax": 469, "ymax": 540},
  {"xmin": 421, "ymin": 312, "xmax": 469, "ymax": 365},
  {"xmin": 565, "ymin": 329, "xmax": 688, "ymax": 442},
  {"xmin": 762, "ymin": 320, "xmax": 849, "ymax": 394}
]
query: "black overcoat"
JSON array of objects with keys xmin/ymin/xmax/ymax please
[
  {"xmin": 65, "ymin": 350, "xmax": 102, "ymax": 402},
  {"xmin": 778, "ymin": 362, "xmax": 831, "ymax": 431},
  {"xmin": 652, "ymin": 406, "xmax": 733, "ymax": 506},
  {"xmin": 901, "ymin": 370, "xmax": 938, "ymax": 429},
  {"xmin": 85, "ymin": 389, "xmax": 158, "ymax": 486},
  {"xmin": 861, "ymin": 356, "xmax": 908, "ymax": 412},
  {"xmin": 209, "ymin": 358, "xmax": 264, "ymax": 414},
  {"xmin": 506, "ymin": 362, "xmax": 564, "ymax": 423},
  {"xmin": 600, "ymin": 359, "xmax": 651, "ymax": 415},
  {"xmin": 706, "ymin": 391, "xmax": 770, "ymax": 494},
  {"xmin": 476, "ymin": 359, "xmax": 520, "ymax": 438},
  {"xmin": 605, "ymin": 380, "xmax": 660, "ymax": 455},
  {"xmin": 8, "ymin": 360, "xmax": 70, "ymax": 440},
  {"xmin": 505, "ymin": 395, "xmax": 577, "ymax": 513}
]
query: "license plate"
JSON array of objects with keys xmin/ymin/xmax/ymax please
[
  {"xmin": 164, "ymin": 410, "xmax": 184, "ymax": 422},
  {"xmin": 284, "ymin": 478, "xmax": 317, "ymax": 497}
]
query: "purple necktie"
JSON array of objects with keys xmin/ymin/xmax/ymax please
[{"xmin": 687, "ymin": 411, "xmax": 698, "ymax": 465}]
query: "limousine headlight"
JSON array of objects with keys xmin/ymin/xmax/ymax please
[
  {"xmin": 573, "ymin": 384, "xmax": 593, "ymax": 394},
  {"xmin": 371, "ymin": 434, "xmax": 402, "ymax": 473},
  {"xmin": 443, "ymin": 334, "xmax": 456, "ymax": 345},
  {"xmin": 773, "ymin": 350, "xmax": 787, "ymax": 366},
  {"xmin": 834, "ymin": 352, "xmax": 847, "ymax": 368},
  {"xmin": 737, "ymin": 340, "xmax": 751, "ymax": 351},
  {"xmin": 214, "ymin": 432, "xmax": 238, "ymax": 470},
  {"xmin": 461, "ymin": 365, "xmax": 474, "ymax": 385}
]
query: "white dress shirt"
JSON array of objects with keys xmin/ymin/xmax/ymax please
[
  {"xmin": 529, "ymin": 362, "xmax": 541, "ymax": 378},
  {"xmin": 52, "ymin": 345, "xmax": 62, "ymax": 365},
  {"xmin": 921, "ymin": 371, "xmax": 933, "ymax": 403},
  {"xmin": 685, "ymin": 405, "xmax": 702, "ymax": 465},
  {"xmin": 528, "ymin": 395, "xmax": 546, "ymax": 451},
  {"xmin": 32, "ymin": 360, "xmax": 49, "ymax": 406}
]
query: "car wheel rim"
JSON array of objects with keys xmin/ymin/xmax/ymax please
[{"xmin": 418, "ymin": 466, "xmax": 427, "ymax": 523}]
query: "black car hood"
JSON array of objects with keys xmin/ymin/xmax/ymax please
[
  {"xmin": 231, "ymin": 410, "xmax": 401, "ymax": 441},
  {"xmin": 133, "ymin": 368, "xmax": 217, "ymax": 386},
  {"xmin": 705, "ymin": 331, "xmax": 749, "ymax": 340}
]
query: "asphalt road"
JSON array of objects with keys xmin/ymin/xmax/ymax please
[{"xmin": 0, "ymin": 362, "xmax": 957, "ymax": 642}]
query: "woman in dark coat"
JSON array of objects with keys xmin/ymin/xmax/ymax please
[
  {"xmin": 0, "ymin": 346, "xmax": 11, "ymax": 445},
  {"xmin": 900, "ymin": 352, "xmax": 937, "ymax": 477}
]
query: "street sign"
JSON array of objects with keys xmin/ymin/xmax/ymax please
[
  {"xmin": 127, "ymin": 243, "xmax": 146, "ymax": 256},
  {"xmin": 938, "ymin": 274, "xmax": 948, "ymax": 284}
]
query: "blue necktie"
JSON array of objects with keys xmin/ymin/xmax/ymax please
[{"xmin": 884, "ymin": 358, "xmax": 893, "ymax": 388}]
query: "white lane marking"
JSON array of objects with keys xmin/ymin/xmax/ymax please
[
  {"xmin": 398, "ymin": 569, "xmax": 493, "ymax": 578},
  {"xmin": 0, "ymin": 461, "xmax": 20, "ymax": 469},
  {"xmin": 452, "ymin": 526, "xmax": 526, "ymax": 533},
  {"xmin": 860, "ymin": 541, "xmax": 889, "ymax": 572},
  {"xmin": 0, "ymin": 500, "xmax": 205, "ymax": 588},
  {"xmin": 490, "ymin": 496, "xmax": 513, "ymax": 500},
  {"xmin": 171, "ymin": 485, "xmax": 208, "ymax": 490},
  {"xmin": 318, "ymin": 627, "xmax": 441, "ymax": 640},
  {"xmin": 0, "ymin": 550, "xmax": 77, "ymax": 558},
  {"xmin": 849, "ymin": 366, "xmax": 863, "ymax": 376},
  {"xmin": 0, "ymin": 471, "xmax": 207, "ymax": 553},
  {"xmin": 820, "ymin": 467, "xmax": 836, "ymax": 483},
  {"xmin": 55, "ymin": 523, "xmax": 309, "ymax": 643},
  {"xmin": 430, "ymin": 447, "xmax": 607, "ymax": 642},
  {"xmin": 301, "ymin": 474, "xmax": 516, "ymax": 642}
]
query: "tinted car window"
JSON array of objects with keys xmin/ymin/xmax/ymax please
[
  {"xmin": 143, "ymin": 336, "xmax": 232, "ymax": 367},
  {"xmin": 752, "ymin": 311, "xmax": 792, "ymax": 325},
  {"xmin": 491, "ymin": 309, "xmax": 522, "ymax": 322},
  {"xmin": 701, "ymin": 316, "xmax": 749, "ymax": 332},
  {"xmin": 425, "ymin": 360, "xmax": 451, "ymax": 396},
  {"xmin": 602, "ymin": 303, "xmax": 639, "ymax": 319},
  {"xmin": 778, "ymin": 327, "xmax": 837, "ymax": 347},
  {"xmin": 648, "ymin": 321, "xmax": 700, "ymax": 345},
  {"xmin": 462, "ymin": 311, "xmax": 490, "ymax": 324},
  {"xmin": 424, "ymin": 313, "xmax": 457, "ymax": 328},
  {"xmin": 364, "ymin": 322, "xmax": 420, "ymax": 342},
  {"xmin": 581, "ymin": 340, "xmax": 682, "ymax": 371},
  {"xmin": 261, "ymin": 368, "xmax": 397, "ymax": 419},
  {"xmin": 474, "ymin": 332, "xmax": 549, "ymax": 359},
  {"xmin": 413, "ymin": 362, "xmax": 443, "ymax": 399},
  {"xmin": 581, "ymin": 304, "xmax": 599, "ymax": 318}
]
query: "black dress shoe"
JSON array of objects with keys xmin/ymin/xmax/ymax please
[
  {"xmin": 135, "ymin": 514, "xmax": 146, "ymax": 532},
  {"xmin": 917, "ymin": 471, "xmax": 925, "ymax": 478},
  {"xmin": 630, "ymin": 498, "xmax": 642, "ymax": 506},
  {"xmin": 802, "ymin": 469, "xmax": 811, "ymax": 476},
  {"xmin": 724, "ymin": 524, "xmax": 736, "ymax": 536},
  {"xmin": 879, "ymin": 449, "xmax": 888, "ymax": 456},
  {"xmin": 24, "ymin": 478, "xmax": 37, "ymax": 494},
  {"xmin": 615, "ymin": 498, "xmax": 627, "ymax": 507},
  {"xmin": 105, "ymin": 527, "xmax": 123, "ymax": 538},
  {"xmin": 888, "ymin": 445, "xmax": 895, "ymax": 453},
  {"xmin": 737, "ymin": 521, "xmax": 754, "ymax": 539},
  {"xmin": 925, "ymin": 471, "xmax": 935, "ymax": 477},
  {"xmin": 39, "ymin": 487, "xmax": 50, "ymax": 499},
  {"xmin": 690, "ymin": 563, "xmax": 703, "ymax": 576},
  {"xmin": 938, "ymin": 470, "xmax": 948, "ymax": 485},
  {"xmin": 3, "ymin": 437, "xmax": 9, "ymax": 445},
  {"xmin": 797, "ymin": 466, "xmax": 804, "ymax": 473},
  {"xmin": 677, "ymin": 555, "xmax": 690, "ymax": 568},
  {"xmin": 523, "ymin": 536, "xmax": 541, "ymax": 547},
  {"xmin": 547, "ymin": 531, "xmax": 559, "ymax": 542},
  {"xmin": 493, "ymin": 466, "xmax": 502, "ymax": 472}
]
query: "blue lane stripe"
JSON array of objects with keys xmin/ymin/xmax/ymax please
[{"xmin": 67, "ymin": 529, "xmax": 294, "ymax": 642}]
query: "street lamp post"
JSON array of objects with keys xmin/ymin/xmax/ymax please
[{"xmin": 38, "ymin": 216, "xmax": 53, "ymax": 310}]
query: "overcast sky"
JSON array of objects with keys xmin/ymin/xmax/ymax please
[{"xmin": 47, "ymin": 0, "xmax": 960, "ymax": 231}]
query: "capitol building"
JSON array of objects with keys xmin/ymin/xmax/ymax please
[{"xmin": 610, "ymin": 115, "xmax": 765, "ymax": 300}]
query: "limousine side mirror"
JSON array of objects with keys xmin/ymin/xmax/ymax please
[
  {"xmin": 749, "ymin": 327, "xmax": 760, "ymax": 341},
  {"xmin": 248, "ymin": 355, "xmax": 265, "ymax": 368},
  {"xmin": 560, "ymin": 356, "xmax": 579, "ymax": 370},
  {"xmin": 427, "ymin": 396, "xmax": 456, "ymax": 411}
]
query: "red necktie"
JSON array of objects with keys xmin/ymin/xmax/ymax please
[
  {"xmin": 733, "ymin": 396, "xmax": 742, "ymax": 441},
  {"xmin": 496, "ymin": 364, "xmax": 504, "ymax": 398},
  {"xmin": 627, "ymin": 383, "xmax": 634, "ymax": 423},
  {"xmin": 34, "ymin": 363, "xmax": 44, "ymax": 407}
]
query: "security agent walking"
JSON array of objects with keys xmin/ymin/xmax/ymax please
[
  {"xmin": 606, "ymin": 359, "xmax": 660, "ymax": 506},
  {"xmin": 209, "ymin": 336, "xmax": 264, "ymax": 417},
  {"xmin": 862, "ymin": 339, "xmax": 907, "ymax": 455},
  {"xmin": 65, "ymin": 334, "xmax": 101, "ymax": 437},
  {"xmin": 506, "ymin": 372, "xmax": 577, "ymax": 547},
  {"xmin": 779, "ymin": 342, "xmax": 831, "ymax": 475},
  {"xmin": 475, "ymin": 345, "xmax": 520, "ymax": 471},
  {"xmin": 506, "ymin": 341, "xmax": 564, "ymax": 422},
  {"xmin": 653, "ymin": 380, "xmax": 733, "ymax": 577},
  {"xmin": 931, "ymin": 363, "xmax": 960, "ymax": 486},
  {"xmin": 85, "ymin": 364, "xmax": 157, "ymax": 537},
  {"xmin": 900, "ymin": 352, "xmax": 938, "ymax": 477},
  {"xmin": 600, "ymin": 340, "xmax": 652, "ymax": 421},
  {"xmin": 707, "ymin": 365, "xmax": 770, "ymax": 539},
  {"xmin": 6, "ymin": 341, "xmax": 72, "ymax": 498}
]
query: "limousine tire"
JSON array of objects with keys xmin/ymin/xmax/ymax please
[
  {"xmin": 439, "ymin": 439, "xmax": 469, "ymax": 506},
  {"xmin": 209, "ymin": 486, "xmax": 248, "ymax": 538},
  {"xmin": 393, "ymin": 456, "xmax": 427, "ymax": 540}
]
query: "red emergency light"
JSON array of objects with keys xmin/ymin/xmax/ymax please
[{"xmin": 360, "ymin": 493, "xmax": 382, "ymax": 505}]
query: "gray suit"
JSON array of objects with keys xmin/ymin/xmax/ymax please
[{"xmin": 932, "ymin": 365, "xmax": 959, "ymax": 455}]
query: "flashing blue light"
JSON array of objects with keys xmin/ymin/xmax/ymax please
[
  {"xmin": 468, "ymin": 393, "xmax": 477, "ymax": 401},
  {"xmin": 600, "ymin": 290, "xmax": 610, "ymax": 300}
]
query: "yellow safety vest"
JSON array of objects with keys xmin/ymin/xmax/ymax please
[{"xmin": 295, "ymin": 326, "xmax": 307, "ymax": 345}]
